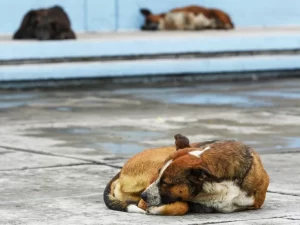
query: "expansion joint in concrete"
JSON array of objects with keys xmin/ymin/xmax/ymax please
[
  {"xmin": 0, "ymin": 145, "xmax": 122, "ymax": 170},
  {"xmin": 0, "ymin": 163, "xmax": 94, "ymax": 171},
  {"xmin": 198, "ymin": 216, "xmax": 298, "ymax": 225},
  {"xmin": 267, "ymin": 190, "xmax": 300, "ymax": 197}
]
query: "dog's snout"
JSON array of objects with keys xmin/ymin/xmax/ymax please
[
  {"xmin": 140, "ymin": 23, "xmax": 158, "ymax": 31},
  {"xmin": 141, "ymin": 191, "xmax": 148, "ymax": 202}
]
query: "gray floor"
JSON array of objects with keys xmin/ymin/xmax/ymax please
[{"xmin": 0, "ymin": 78, "xmax": 300, "ymax": 224}]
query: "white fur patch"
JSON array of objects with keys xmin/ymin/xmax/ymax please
[
  {"xmin": 194, "ymin": 13, "xmax": 215, "ymax": 29},
  {"xmin": 147, "ymin": 206, "xmax": 164, "ymax": 215},
  {"xmin": 203, "ymin": 146, "xmax": 211, "ymax": 151},
  {"xmin": 189, "ymin": 150, "xmax": 204, "ymax": 158},
  {"xmin": 193, "ymin": 181, "xmax": 254, "ymax": 213},
  {"xmin": 158, "ymin": 160, "xmax": 173, "ymax": 180},
  {"xmin": 158, "ymin": 19, "xmax": 165, "ymax": 30},
  {"xmin": 189, "ymin": 146, "xmax": 211, "ymax": 158},
  {"xmin": 164, "ymin": 12, "xmax": 186, "ymax": 30},
  {"xmin": 127, "ymin": 204, "xmax": 146, "ymax": 214}
]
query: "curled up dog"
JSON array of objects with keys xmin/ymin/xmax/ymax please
[
  {"xmin": 13, "ymin": 5, "xmax": 76, "ymax": 40},
  {"xmin": 103, "ymin": 135, "xmax": 269, "ymax": 215},
  {"xmin": 140, "ymin": 5, "xmax": 234, "ymax": 31}
]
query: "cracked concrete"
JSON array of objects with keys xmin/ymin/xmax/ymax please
[{"xmin": 1, "ymin": 78, "xmax": 300, "ymax": 224}]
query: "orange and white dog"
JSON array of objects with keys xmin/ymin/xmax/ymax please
[
  {"xmin": 140, "ymin": 5, "xmax": 234, "ymax": 31},
  {"xmin": 104, "ymin": 135, "xmax": 269, "ymax": 215}
]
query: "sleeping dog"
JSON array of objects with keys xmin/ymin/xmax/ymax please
[
  {"xmin": 13, "ymin": 5, "xmax": 76, "ymax": 40},
  {"xmin": 104, "ymin": 135, "xmax": 269, "ymax": 215},
  {"xmin": 140, "ymin": 5, "xmax": 234, "ymax": 31}
]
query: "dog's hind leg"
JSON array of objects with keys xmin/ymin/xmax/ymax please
[{"xmin": 103, "ymin": 173, "xmax": 146, "ymax": 213}]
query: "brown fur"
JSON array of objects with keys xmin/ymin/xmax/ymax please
[
  {"xmin": 13, "ymin": 5, "xmax": 76, "ymax": 40},
  {"xmin": 241, "ymin": 150, "xmax": 270, "ymax": 209},
  {"xmin": 104, "ymin": 144, "xmax": 177, "ymax": 212},
  {"xmin": 140, "ymin": 5, "xmax": 234, "ymax": 31}
]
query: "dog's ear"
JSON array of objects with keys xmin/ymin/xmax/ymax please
[
  {"xmin": 20, "ymin": 10, "xmax": 38, "ymax": 27},
  {"xmin": 174, "ymin": 134, "xmax": 190, "ymax": 150},
  {"xmin": 13, "ymin": 10, "xmax": 38, "ymax": 39},
  {"xmin": 188, "ymin": 167, "xmax": 214, "ymax": 184},
  {"xmin": 140, "ymin": 8, "xmax": 152, "ymax": 17}
]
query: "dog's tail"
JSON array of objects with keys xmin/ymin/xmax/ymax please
[
  {"xmin": 103, "ymin": 172, "xmax": 146, "ymax": 213},
  {"xmin": 103, "ymin": 172, "xmax": 128, "ymax": 212}
]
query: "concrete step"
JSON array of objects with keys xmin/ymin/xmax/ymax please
[
  {"xmin": 0, "ymin": 54, "xmax": 300, "ymax": 82},
  {"xmin": 1, "ymin": 28, "xmax": 300, "ymax": 84}
]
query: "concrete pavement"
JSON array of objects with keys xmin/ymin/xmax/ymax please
[{"xmin": 0, "ymin": 79, "xmax": 300, "ymax": 224}]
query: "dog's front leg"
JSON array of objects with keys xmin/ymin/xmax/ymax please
[
  {"xmin": 147, "ymin": 201, "xmax": 189, "ymax": 216},
  {"xmin": 137, "ymin": 199, "xmax": 148, "ymax": 211}
]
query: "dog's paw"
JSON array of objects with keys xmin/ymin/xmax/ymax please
[
  {"xmin": 127, "ymin": 204, "xmax": 146, "ymax": 214},
  {"xmin": 147, "ymin": 206, "xmax": 164, "ymax": 215}
]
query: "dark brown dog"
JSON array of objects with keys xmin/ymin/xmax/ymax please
[
  {"xmin": 13, "ymin": 5, "xmax": 76, "ymax": 40},
  {"xmin": 140, "ymin": 5, "xmax": 234, "ymax": 31}
]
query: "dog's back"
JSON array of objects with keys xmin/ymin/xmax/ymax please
[
  {"xmin": 47, "ymin": 6, "xmax": 71, "ymax": 30},
  {"xmin": 210, "ymin": 8, "xmax": 234, "ymax": 29},
  {"xmin": 169, "ymin": 5, "xmax": 233, "ymax": 30},
  {"xmin": 103, "ymin": 146, "xmax": 177, "ymax": 212}
]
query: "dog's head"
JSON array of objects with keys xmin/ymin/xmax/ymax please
[
  {"xmin": 22, "ymin": 9, "xmax": 55, "ymax": 40},
  {"xmin": 141, "ymin": 140, "xmax": 253, "ymax": 207},
  {"xmin": 34, "ymin": 11, "xmax": 56, "ymax": 40},
  {"xmin": 26, "ymin": 7, "xmax": 72, "ymax": 40},
  {"xmin": 141, "ymin": 145, "xmax": 216, "ymax": 206},
  {"xmin": 140, "ymin": 8, "xmax": 165, "ymax": 31}
]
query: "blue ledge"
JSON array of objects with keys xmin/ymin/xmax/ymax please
[
  {"xmin": 1, "ymin": 55, "xmax": 300, "ymax": 81},
  {"xmin": 1, "ymin": 32, "xmax": 300, "ymax": 61}
]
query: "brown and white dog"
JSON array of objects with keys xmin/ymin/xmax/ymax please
[
  {"xmin": 140, "ymin": 5, "xmax": 234, "ymax": 31},
  {"xmin": 104, "ymin": 135, "xmax": 269, "ymax": 215}
]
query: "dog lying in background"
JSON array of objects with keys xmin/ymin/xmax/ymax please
[
  {"xmin": 104, "ymin": 134, "xmax": 269, "ymax": 215},
  {"xmin": 13, "ymin": 5, "xmax": 76, "ymax": 40},
  {"xmin": 140, "ymin": 5, "xmax": 234, "ymax": 31}
]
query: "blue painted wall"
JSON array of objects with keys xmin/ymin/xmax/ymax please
[
  {"xmin": 0, "ymin": 0, "xmax": 300, "ymax": 34},
  {"xmin": 0, "ymin": 0, "xmax": 86, "ymax": 33}
]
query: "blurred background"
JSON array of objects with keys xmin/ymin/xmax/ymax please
[{"xmin": 1, "ymin": 0, "xmax": 300, "ymax": 34}]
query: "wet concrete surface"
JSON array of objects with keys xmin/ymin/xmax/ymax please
[{"xmin": 0, "ymin": 78, "xmax": 300, "ymax": 224}]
